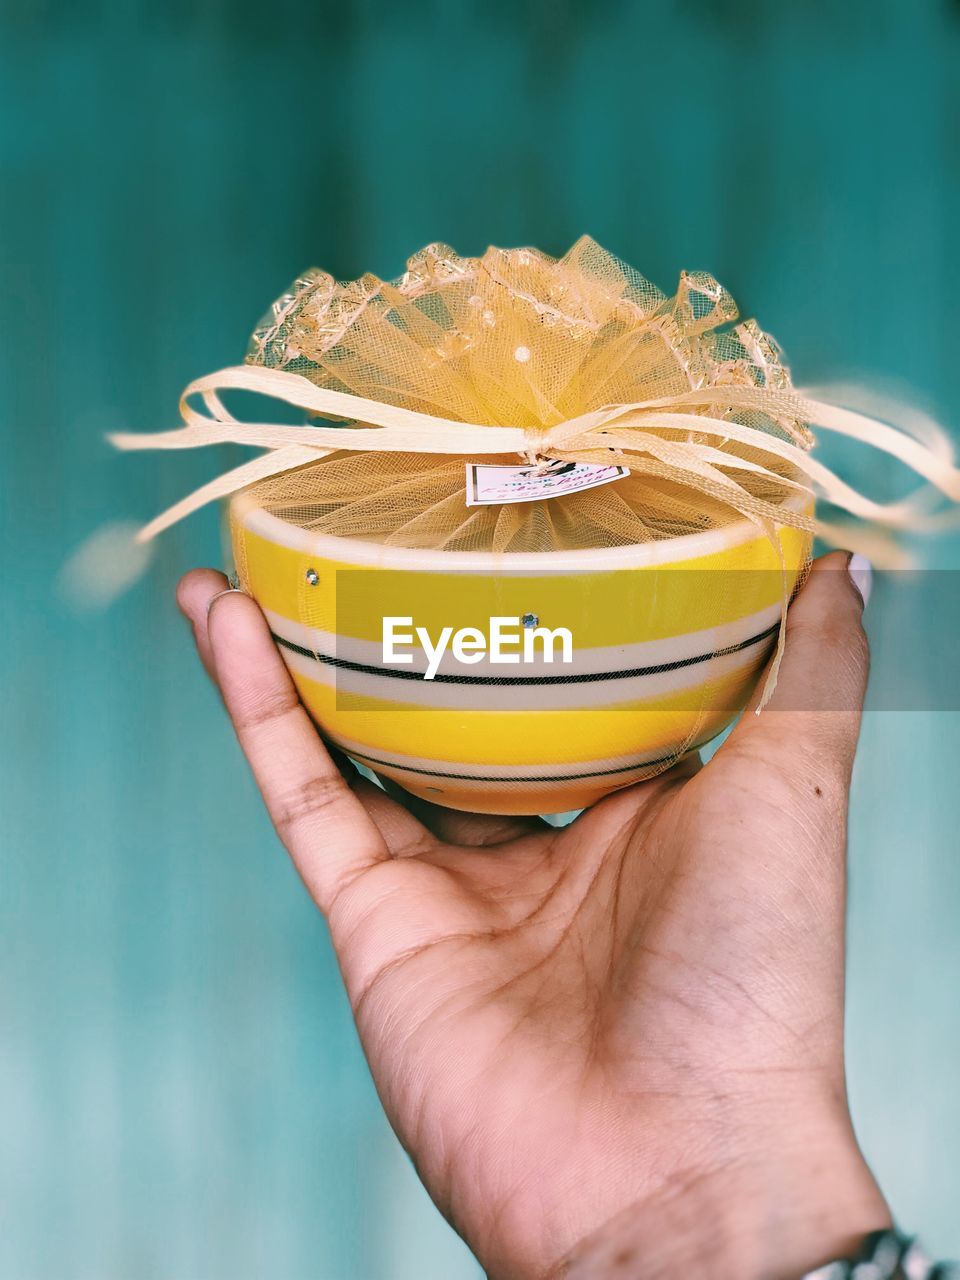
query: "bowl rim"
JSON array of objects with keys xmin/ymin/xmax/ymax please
[{"xmin": 232, "ymin": 489, "xmax": 810, "ymax": 573}]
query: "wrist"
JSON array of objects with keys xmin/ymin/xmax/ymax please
[{"xmin": 555, "ymin": 1126, "xmax": 890, "ymax": 1280}]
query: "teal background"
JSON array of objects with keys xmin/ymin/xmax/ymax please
[{"xmin": 2, "ymin": 2, "xmax": 959, "ymax": 1276}]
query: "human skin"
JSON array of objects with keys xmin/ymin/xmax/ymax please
[{"xmin": 177, "ymin": 551, "xmax": 891, "ymax": 1279}]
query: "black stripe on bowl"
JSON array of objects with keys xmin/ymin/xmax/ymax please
[
  {"xmin": 270, "ymin": 622, "xmax": 778, "ymax": 687},
  {"xmin": 344, "ymin": 740, "xmax": 715, "ymax": 784}
]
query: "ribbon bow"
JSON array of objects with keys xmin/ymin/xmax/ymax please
[
  {"xmin": 104, "ymin": 362, "xmax": 960, "ymax": 709},
  {"xmin": 111, "ymin": 364, "xmax": 960, "ymax": 550}
]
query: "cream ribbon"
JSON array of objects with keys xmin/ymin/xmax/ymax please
[{"xmin": 111, "ymin": 364, "xmax": 960, "ymax": 545}]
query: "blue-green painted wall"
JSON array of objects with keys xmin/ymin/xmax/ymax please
[{"xmin": 2, "ymin": 3, "xmax": 958, "ymax": 1276}]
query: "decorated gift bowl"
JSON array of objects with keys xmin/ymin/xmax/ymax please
[
  {"xmin": 230, "ymin": 490, "xmax": 811, "ymax": 816},
  {"xmin": 107, "ymin": 239, "xmax": 958, "ymax": 817}
]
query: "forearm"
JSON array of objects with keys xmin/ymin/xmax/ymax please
[{"xmin": 554, "ymin": 1130, "xmax": 890, "ymax": 1280}]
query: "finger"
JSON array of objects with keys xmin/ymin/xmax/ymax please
[
  {"xmin": 202, "ymin": 586, "xmax": 389, "ymax": 913},
  {"xmin": 724, "ymin": 550, "xmax": 870, "ymax": 781},
  {"xmin": 330, "ymin": 751, "xmax": 438, "ymax": 859},
  {"xmin": 176, "ymin": 568, "xmax": 229, "ymax": 683},
  {"xmin": 178, "ymin": 574, "xmax": 544, "ymax": 848}
]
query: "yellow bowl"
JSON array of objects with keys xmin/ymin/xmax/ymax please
[{"xmin": 230, "ymin": 494, "xmax": 811, "ymax": 816}]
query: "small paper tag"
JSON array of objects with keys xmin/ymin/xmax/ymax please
[{"xmin": 464, "ymin": 459, "xmax": 628, "ymax": 507}]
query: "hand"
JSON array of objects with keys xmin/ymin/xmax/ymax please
[{"xmin": 178, "ymin": 552, "xmax": 890, "ymax": 1280}]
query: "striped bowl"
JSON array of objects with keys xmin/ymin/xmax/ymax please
[{"xmin": 230, "ymin": 494, "xmax": 811, "ymax": 816}]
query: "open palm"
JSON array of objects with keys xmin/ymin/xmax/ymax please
[{"xmin": 179, "ymin": 553, "xmax": 888, "ymax": 1279}]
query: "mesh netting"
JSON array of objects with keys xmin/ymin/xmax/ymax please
[{"xmin": 241, "ymin": 237, "xmax": 807, "ymax": 553}]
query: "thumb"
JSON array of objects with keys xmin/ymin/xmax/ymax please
[{"xmin": 724, "ymin": 551, "xmax": 871, "ymax": 779}]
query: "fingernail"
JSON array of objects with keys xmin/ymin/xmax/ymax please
[
  {"xmin": 847, "ymin": 552, "xmax": 872, "ymax": 608},
  {"xmin": 206, "ymin": 586, "xmax": 243, "ymax": 620}
]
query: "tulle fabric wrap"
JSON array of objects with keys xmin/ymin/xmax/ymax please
[{"xmin": 242, "ymin": 237, "xmax": 809, "ymax": 553}]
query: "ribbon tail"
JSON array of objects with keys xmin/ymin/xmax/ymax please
[
  {"xmin": 110, "ymin": 428, "xmax": 229, "ymax": 451},
  {"xmin": 753, "ymin": 518, "xmax": 791, "ymax": 714},
  {"xmin": 813, "ymin": 518, "xmax": 916, "ymax": 568},
  {"xmin": 134, "ymin": 444, "xmax": 325, "ymax": 543}
]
